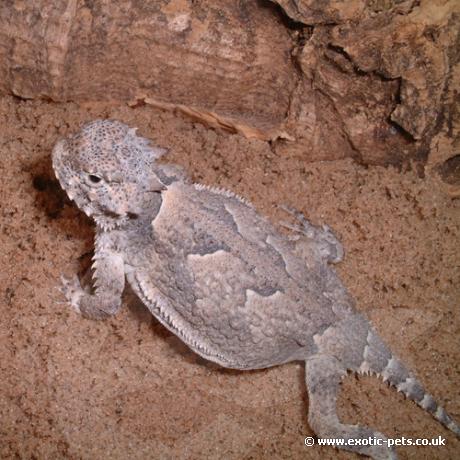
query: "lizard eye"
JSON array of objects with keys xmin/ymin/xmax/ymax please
[{"xmin": 88, "ymin": 174, "xmax": 102, "ymax": 184}]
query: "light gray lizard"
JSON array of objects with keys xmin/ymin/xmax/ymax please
[{"xmin": 52, "ymin": 119, "xmax": 459, "ymax": 459}]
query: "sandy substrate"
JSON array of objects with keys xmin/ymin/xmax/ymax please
[{"xmin": 0, "ymin": 95, "xmax": 458, "ymax": 459}]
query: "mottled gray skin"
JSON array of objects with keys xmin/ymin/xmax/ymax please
[{"xmin": 52, "ymin": 120, "xmax": 459, "ymax": 459}]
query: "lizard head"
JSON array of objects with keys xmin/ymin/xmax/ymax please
[{"xmin": 52, "ymin": 119, "xmax": 167, "ymax": 229}]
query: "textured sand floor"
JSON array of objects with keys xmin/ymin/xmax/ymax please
[{"xmin": 0, "ymin": 96, "xmax": 458, "ymax": 459}]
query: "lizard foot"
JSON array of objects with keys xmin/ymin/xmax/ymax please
[{"xmin": 59, "ymin": 275, "xmax": 85, "ymax": 314}]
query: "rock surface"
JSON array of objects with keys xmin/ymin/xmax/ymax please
[
  {"xmin": 0, "ymin": 0, "xmax": 459, "ymax": 175},
  {"xmin": 0, "ymin": 3, "xmax": 459, "ymax": 455}
]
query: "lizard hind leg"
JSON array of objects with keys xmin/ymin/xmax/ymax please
[{"xmin": 305, "ymin": 354, "xmax": 397, "ymax": 460}]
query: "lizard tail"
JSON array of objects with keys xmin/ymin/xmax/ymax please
[{"xmin": 357, "ymin": 322, "xmax": 460, "ymax": 436}]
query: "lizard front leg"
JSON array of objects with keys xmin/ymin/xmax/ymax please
[
  {"xmin": 61, "ymin": 248, "xmax": 125, "ymax": 320},
  {"xmin": 279, "ymin": 205, "xmax": 344, "ymax": 264}
]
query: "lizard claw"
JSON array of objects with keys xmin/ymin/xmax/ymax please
[
  {"xmin": 58, "ymin": 275, "xmax": 84, "ymax": 313},
  {"xmin": 278, "ymin": 204, "xmax": 316, "ymax": 237}
]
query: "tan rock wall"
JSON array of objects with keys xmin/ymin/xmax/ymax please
[
  {"xmin": 0, "ymin": 0, "xmax": 296, "ymax": 131},
  {"xmin": 0, "ymin": 0, "xmax": 459, "ymax": 176}
]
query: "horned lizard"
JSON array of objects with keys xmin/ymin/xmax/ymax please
[{"xmin": 52, "ymin": 119, "xmax": 459, "ymax": 459}]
